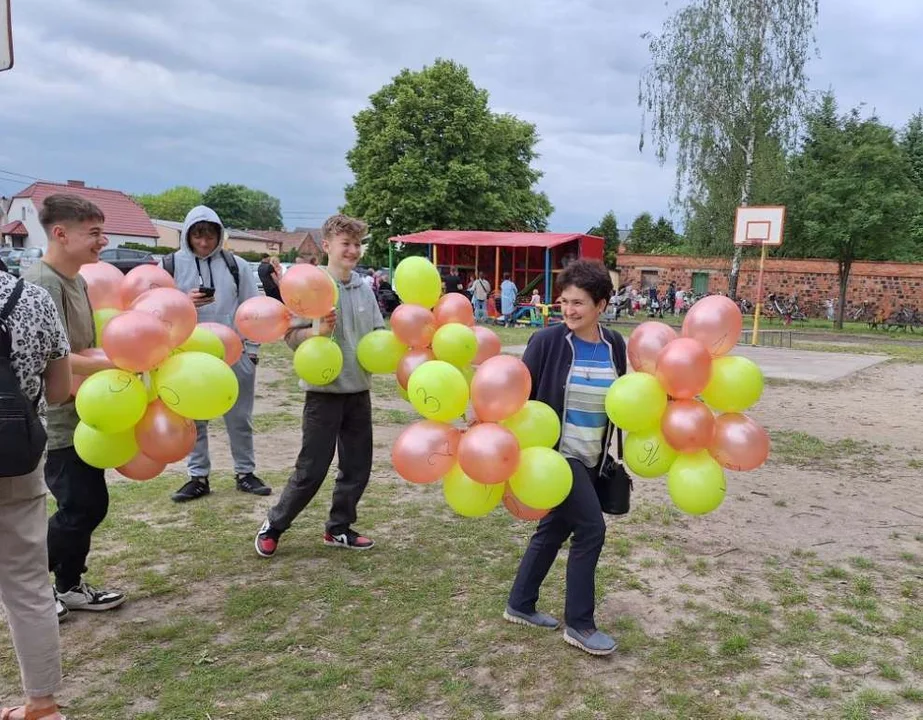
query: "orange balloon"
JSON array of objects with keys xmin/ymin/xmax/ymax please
[
  {"xmin": 682, "ymin": 295, "xmax": 743, "ymax": 357},
  {"xmin": 433, "ymin": 293, "xmax": 474, "ymax": 327},
  {"xmin": 709, "ymin": 413, "xmax": 770, "ymax": 471},
  {"xmin": 655, "ymin": 338, "xmax": 712, "ymax": 400},
  {"xmin": 390, "ymin": 304, "xmax": 436, "ymax": 349},
  {"xmin": 120, "ymin": 264, "xmax": 176, "ymax": 308},
  {"xmin": 280, "ymin": 264, "xmax": 337, "ymax": 318},
  {"xmin": 391, "ymin": 420, "xmax": 461, "ymax": 484},
  {"xmin": 472, "ymin": 326, "xmax": 502, "ymax": 365},
  {"xmin": 117, "ymin": 450, "xmax": 166, "ymax": 481},
  {"xmin": 198, "ymin": 322, "xmax": 244, "ymax": 366},
  {"xmin": 235, "ymin": 296, "xmax": 292, "ymax": 343},
  {"xmin": 102, "ymin": 310, "xmax": 172, "ymax": 372},
  {"xmin": 628, "ymin": 321, "xmax": 678, "ymax": 374},
  {"xmin": 131, "ymin": 287, "xmax": 197, "ymax": 349},
  {"xmin": 135, "ymin": 399, "xmax": 197, "ymax": 463},
  {"xmin": 79, "ymin": 262, "xmax": 125, "ymax": 310},
  {"xmin": 396, "ymin": 348, "xmax": 435, "ymax": 390},
  {"xmin": 660, "ymin": 399, "xmax": 716, "ymax": 453},
  {"xmin": 470, "ymin": 355, "xmax": 531, "ymax": 422},
  {"xmin": 503, "ymin": 487, "xmax": 549, "ymax": 521},
  {"xmin": 458, "ymin": 423, "xmax": 520, "ymax": 485}
]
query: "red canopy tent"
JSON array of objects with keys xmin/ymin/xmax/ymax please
[{"xmin": 387, "ymin": 230, "xmax": 604, "ymax": 303}]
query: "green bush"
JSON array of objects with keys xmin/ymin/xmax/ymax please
[{"xmin": 122, "ymin": 241, "xmax": 173, "ymax": 255}]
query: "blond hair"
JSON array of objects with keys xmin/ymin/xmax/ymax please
[{"xmin": 322, "ymin": 214, "xmax": 367, "ymax": 242}]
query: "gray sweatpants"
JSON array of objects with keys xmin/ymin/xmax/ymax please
[
  {"xmin": 187, "ymin": 353, "xmax": 257, "ymax": 477},
  {"xmin": 0, "ymin": 461, "xmax": 62, "ymax": 697}
]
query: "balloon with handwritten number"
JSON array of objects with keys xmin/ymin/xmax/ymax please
[
  {"xmin": 75, "ymin": 369, "xmax": 148, "ymax": 434},
  {"xmin": 407, "ymin": 360, "xmax": 469, "ymax": 423},
  {"xmin": 623, "ymin": 428, "xmax": 679, "ymax": 479},
  {"xmin": 442, "ymin": 464, "xmax": 505, "ymax": 518},
  {"xmin": 392, "ymin": 421, "xmax": 461, "ymax": 485},
  {"xmin": 293, "ymin": 336, "xmax": 343, "ymax": 386}
]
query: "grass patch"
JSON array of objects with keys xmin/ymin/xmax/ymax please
[
  {"xmin": 769, "ymin": 431, "xmax": 880, "ymax": 470},
  {"xmin": 251, "ymin": 411, "xmax": 301, "ymax": 432}
]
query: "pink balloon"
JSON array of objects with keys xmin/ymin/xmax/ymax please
[
  {"xmin": 120, "ymin": 265, "xmax": 176, "ymax": 309},
  {"xmin": 235, "ymin": 296, "xmax": 292, "ymax": 343},
  {"xmin": 472, "ymin": 326, "xmax": 502, "ymax": 365},
  {"xmin": 503, "ymin": 487, "xmax": 549, "ymax": 521},
  {"xmin": 135, "ymin": 399, "xmax": 197, "ymax": 463},
  {"xmin": 390, "ymin": 304, "xmax": 436, "ymax": 349},
  {"xmin": 102, "ymin": 310, "xmax": 172, "ymax": 372},
  {"xmin": 709, "ymin": 413, "xmax": 770, "ymax": 471},
  {"xmin": 198, "ymin": 322, "xmax": 244, "ymax": 366},
  {"xmin": 433, "ymin": 293, "xmax": 475, "ymax": 327},
  {"xmin": 396, "ymin": 348, "xmax": 435, "ymax": 390},
  {"xmin": 391, "ymin": 420, "xmax": 461, "ymax": 484},
  {"xmin": 79, "ymin": 262, "xmax": 125, "ymax": 310},
  {"xmin": 661, "ymin": 399, "xmax": 716, "ymax": 453},
  {"xmin": 117, "ymin": 451, "xmax": 167, "ymax": 481},
  {"xmin": 655, "ymin": 338, "xmax": 712, "ymax": 400},
  {"xmin": 131, "ymin": 287, "xmax": 198, "ymax": 349},
  {"xmin": 628, "ymin": 321, "xmax": 678, "ymax": 374},
  {"xmin": 458, "ymin": 423, "xmax": 521, "ymax": 485},
  {"xmin": 682, "ymin": 295, "xmax": 743, "ymax": 357},
  {"xmin": 280, "ymin": 264, "xmax": 337, "ymax": 318},
  {"xmin": 470, "ymin": 355, "xmax": 531, "ymax": 422}
]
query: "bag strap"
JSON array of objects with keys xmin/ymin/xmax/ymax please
[
  {"xmin": 162, "ymin": 252, "xmax": 176, "ymax": 277},
  {"xmin": 219, "ymin": 250, "xmax": 240, "ymax": 294},
  {"xmin": 0, "ymin": 279, "xmax": 25, "ymax": 359}
]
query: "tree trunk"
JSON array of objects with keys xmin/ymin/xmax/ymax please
[
  {"xmin": 727, "ymin": 133, "xmax": 756, "ymax": 301},
  {"xmin": 836, "ymin": 260, "xmax": 850, "ymax": 330}
]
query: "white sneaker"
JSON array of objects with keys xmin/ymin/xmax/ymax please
[
  {"xmin": 54, "ymin": 593, "xmax": 69, "ymax": 621},
  {"xmin": 57, "ymin": 582, "xmax": 126, "ymax": 612}
]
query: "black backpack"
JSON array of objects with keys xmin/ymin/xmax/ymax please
[
  {"xmin": 162, "ymin": 250, "xmax": 240, "ymax": 293},
  {"xmin": 0, "ymin": 279, "xmax": 48, "ymax": 477}
]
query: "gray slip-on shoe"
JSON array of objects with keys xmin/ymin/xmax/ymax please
[
  {"xmin": 503, "ymin": 605, "xmax": 560, "ymax": 629},
  {"xmin": 563, "ymin": 626, "xmax": 617, "ymax": 656}
]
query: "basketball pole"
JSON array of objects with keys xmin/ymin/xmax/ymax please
[{"xmin": 751, "ymin": 242, "xmax": 768, "ymax": 346}]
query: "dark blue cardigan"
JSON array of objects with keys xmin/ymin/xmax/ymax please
[{"xmin": 520, "ymin": 323, "xmax": 627, "ymax": 463}]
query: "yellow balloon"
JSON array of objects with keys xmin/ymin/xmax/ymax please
[
  {"xmin": 393, "ymin": 256, "xmax": 442, "ymax": 309},
  {"xmin": 176, "ymin": 326, "xmax": 225, "ymax": 360},
  {"xmin": 442, "ymin": 464, "xmax": 504, "ymax": 517},
  {"xmin": 74, "ymin": 422, "xmax": 139, "ymax": 469},
  {"xmin": 604, "ymin": 372, "xmax": 667, "ymax": 432},
  {"xmin": 407, "ymin": 360, "xmax": 469, "ymax": 423},
  {"xmin": 432, "ymin": 323, "xmax": 477, "ymax": 367},
  {"xmin": 624, "ymin": 428, "xmax": 678, "ymax": 478},
  {"xmin": 153, "ymin": 351, "xmax": 239, "ymax": 420},
  {"xmin": 667, "ymin": 451, "xmax": 726, "ymax": 515},
  {"xmin": 508, "ymin": 447, "xmax": 573, "ymax": 510},
  {"xmin": 293, "ymin": 336, "xmax": 343, "ymax": 386},
  {"xmin": 75, "ymin": 369, "xmax": 148, "ymax": 433},
  {"xmin": 701, "ymin": 356, "xmax": 764, "ymax": 412},
  {"xmin": 397, "ymin": 383, "xmax": 409, "ymax": 401},
  {"xmin": 501, "ymin": 400, "xmax": 561, "ymax": 449},
  {"xmin": 356, "ymin": 330, "xmax": 408, "ymax": 374},
  {"xmin": 93, "ymin": 308, "xmax": 121, "ymax": 347}
]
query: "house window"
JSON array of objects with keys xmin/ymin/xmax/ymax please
[
  {"xmin": 21, "ymin": 207, "xmax": 26, "ymax": 221},
  {"xmin": 692, "ymin": 272, "xmax": 709, "ymax": 295}
]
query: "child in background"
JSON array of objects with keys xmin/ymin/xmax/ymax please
[{"xmin": 531, "ymin": 289, "xmax": 542, "ymax": 306}]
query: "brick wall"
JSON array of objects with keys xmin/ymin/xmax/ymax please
[{"xmin": 614, "ymin": 253, "xmax": 923, "ymax": 315}]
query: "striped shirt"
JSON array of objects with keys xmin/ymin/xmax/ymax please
[{"xmin": 559, "ymin": 337, "xmax": 616, "ymax": 468}]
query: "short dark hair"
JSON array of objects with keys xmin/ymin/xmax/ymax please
[
  {"xmin": 556, "ymin": 259, "xmax": 613, "ymax": 305},
  {"xmin": 261, "ymin": 253, "xmax": 270, "ymax": 259},
  {"xmin": 503, "ymin": 272, "xmax": 510, "ymax": 280},
  {"xmin": 39, "ymin": 194, "xmax": 105, "ymax": 232}
]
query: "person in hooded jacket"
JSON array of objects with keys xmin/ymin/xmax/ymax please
[{"xmin": 162, "ymin": 206, "xmax": 270, "ymax": 502}]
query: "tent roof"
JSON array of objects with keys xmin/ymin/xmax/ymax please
[{"xmin": 389, "ymin": 230, "xmax": 599, "ymax": 249}]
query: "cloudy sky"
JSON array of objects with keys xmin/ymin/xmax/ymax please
[{"xmin": 2, "ymin": 0, "xmax": 922, "ymax": 234}]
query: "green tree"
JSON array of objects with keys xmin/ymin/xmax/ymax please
[
  {"xmin": 201, "ymin": 184, "xmax": 283, "ymax": 230},
  {"xmin": 343, "ymin": 58, "xmax": 553, "ymax": 266},
  {"xmin": 899, "ymin": 111, "xmax": 923, "ymax": 261},
  {"xmin": 627, "ymin": 213, "xmax": 657, "ymax": 253},
  {"xmin": 638, "ymin": 0, "xmax": 819, "ymax": 298},
  {"xmin": 134, "ymin": 185, "xmax": 203, "ymax": 221},
  {"xmin": 783, "ymin": 95, "xmax": 916, "ymax": 328},
  {"xmin": 588, "ymin": 211, "xmax": 620, "ymax": 266}
]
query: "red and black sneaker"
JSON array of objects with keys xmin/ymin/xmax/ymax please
[
  {"xmin": 323, "ymin": 529, "xmax": 374, "ymax": 551},
  {"xmin": 255, "ymin": 519, "xmax": 281, "ymax": 558}
]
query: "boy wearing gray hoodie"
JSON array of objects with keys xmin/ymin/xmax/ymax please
[
  {"xmin": 255, "ymin": 215, "xmax": 384, "ymax": 556},
  {"xmin": 162, "ymin": 206, "xmax": 270, "ymax": 502}
]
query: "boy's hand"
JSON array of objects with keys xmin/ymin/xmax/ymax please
[
  {"xmin": 317, "ymin": 309, "xmax": 337, "ymax": 337},
  {"xmin": 189, "ymin": 289, "xmax": 214, "ymax": 307}
]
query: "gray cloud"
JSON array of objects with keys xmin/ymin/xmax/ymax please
[{"xmin": 1, "ymin": 0, "xmax": 919, "ymax": 234}]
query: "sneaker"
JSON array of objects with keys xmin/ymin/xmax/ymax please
[
  {"xmin": 323, "ymin": 529, "xmax": 374, "ymax": 550},
  {"xmin": 255, "ymin": 519, "xmax": 280, "ymax": 558},
  {"xmin": 236, "ymin": 472, "xmax": 271, "ymax": 496},
  {"xmin": 563, "ymin": 626, "xmax": 617, "ymax": 656},
  {"xmin": 54, "ymin": 591, "xmax": 69, "ymax": 621},
  {"xmin": 171, "ymin": 476, "xmax": 210, "ymax": 503},
  {"xmin": 56, "ymin": 582, "xmax": 126, "ymax": 612},
  {"xmin": 503, "ymin": 605, "xmax": 560, "ymax": 629}
]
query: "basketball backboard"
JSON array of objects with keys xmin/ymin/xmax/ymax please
[
  {"xmin": 1, "ymin": 0, "xmax": 12, "ymax": 72},
  {"xmin": 733, "ymin": 205, "xmax": 785, "ymax": 247}
]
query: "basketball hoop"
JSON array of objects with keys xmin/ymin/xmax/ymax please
[{"xmin": 733, "ymin": 206, "xmax": 786, "ymax": 346}]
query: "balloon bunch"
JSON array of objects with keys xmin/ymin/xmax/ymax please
[
  {"xmin": 234, "ymin": 265, "xmax": 341, "ymax": 385},
  {"xmin": 360, "ymin": 256, "xmax": 574, "ymax": 520},
  {"xmin": 605, "ymin": 296, "xmax": 770, "ymax": 516},
  {"xmin": 74, "ymin": 262, "xmax": 243, "ymax": 477}
]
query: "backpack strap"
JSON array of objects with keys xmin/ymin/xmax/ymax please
[
  {"xmin": 162, "ymin": 252, "xmax": 176, "ymax": 277},
  {"xmin": 0, "ymin": 279, "xmax": 25, "ymax": 359},
  {"xmin": 219, "ymin": 250, "xmax": 240, "ymax": 294}
]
